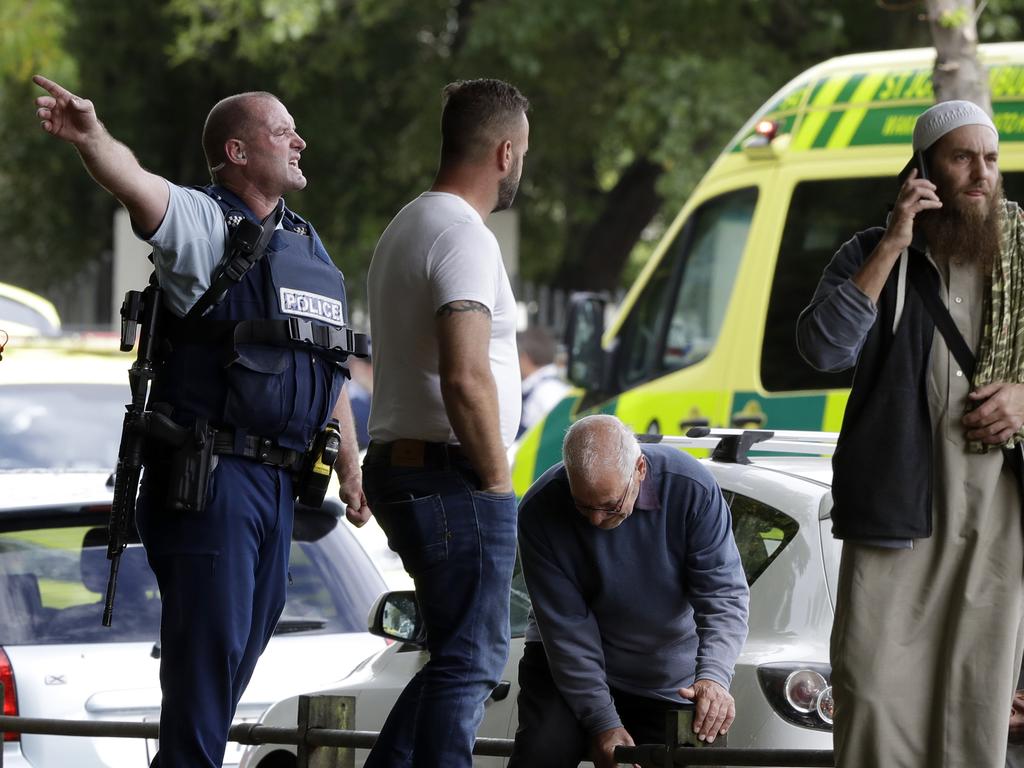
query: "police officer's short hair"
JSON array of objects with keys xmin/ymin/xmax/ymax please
[
  {"xmin": 202, "ymin": 91, "xmax": 280, "ymax": 177},
  {"xmin": 440, "ymin": 79, "xmax": 529, "ymax": 165}
]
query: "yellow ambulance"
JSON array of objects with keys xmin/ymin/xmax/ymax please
[{"xmin": 512, "ymin": 41, "xmax": 1024, "ymax": 494}]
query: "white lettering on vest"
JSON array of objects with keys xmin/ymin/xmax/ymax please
[{"xmin": 279, "ymin": 288, "xmax": 345, "ymax": 326}]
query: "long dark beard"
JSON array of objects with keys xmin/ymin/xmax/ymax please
[{"xmin": 917, "ymin": 176, "xmax": 1004, "ymax": 271}]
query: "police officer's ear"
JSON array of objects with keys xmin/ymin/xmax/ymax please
[{"xmin": 225, "ymin": 139, "xmax": 247, "ymax": 165}]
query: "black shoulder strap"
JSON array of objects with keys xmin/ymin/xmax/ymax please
[
  {"xmin": 907, "ymin": 255, "xmax": 976, "ymax": 381},
  {"xmin": 908, "ymin": 253, "xmax": 1024, "ymax": 472},
  {"xmin": 185, "ymin": 199, "xmax": 285, "ymax": 320}
]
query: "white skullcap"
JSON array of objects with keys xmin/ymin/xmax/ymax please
[{"xmin": 913, "ymin": 100, "xmax": 998, "ymax": 152}]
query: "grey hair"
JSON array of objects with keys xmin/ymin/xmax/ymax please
[{"xmin": 563, "ymin": 415, "xmax": 640, "ymax": 486}]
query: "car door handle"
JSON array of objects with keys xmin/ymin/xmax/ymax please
[{"xmin": 490, "ymin": 680, "xmax": 512, "ymax": 702}]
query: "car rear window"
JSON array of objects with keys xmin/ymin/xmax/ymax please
[
  {"xmin": 0, "ymin": 384, "xmax": 125, "ymax": 471},
  {"xmin": 724, "ymin": 491, "xmax": 800, "ymax": 585},
  {"xmin": 0, "ymin": 518, "xmax": 384, "ymax": 645}
]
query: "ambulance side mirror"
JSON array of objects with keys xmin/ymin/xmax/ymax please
[{"xmin": 564, "ymin": 293, "xmax": 607, "ymax": 391}]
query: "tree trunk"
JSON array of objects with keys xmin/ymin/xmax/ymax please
[
  {"xmin": 925, "ymin": 0, "xmax": 990, "ymax": 109},
  {"xmin": 555, "ymin": 157, "xmax": 663, "ymax": 292}
]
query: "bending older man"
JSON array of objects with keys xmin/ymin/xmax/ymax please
[{"xmin": 510, "ymin": 415, "xmax": 749, "ymax": 768}]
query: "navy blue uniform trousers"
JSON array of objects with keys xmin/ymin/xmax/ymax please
[{"xmin": 136, "ymin": 456, "xmax": 293, "ymax": 768}]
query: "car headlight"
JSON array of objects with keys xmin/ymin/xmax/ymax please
[{"xmin": 757, "ymin": 662, "xmax": 833, "ymax": 731}]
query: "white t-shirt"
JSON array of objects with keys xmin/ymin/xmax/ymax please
[{"xmin": 367, "ymin": 192, "xmax": 521, "ymax": 446}]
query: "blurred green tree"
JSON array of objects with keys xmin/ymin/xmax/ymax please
[{"xmin": 3, "ymin": 0, "xmax": 1024, "ymax": 316}]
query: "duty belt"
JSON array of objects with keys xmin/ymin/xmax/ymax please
[{"xmin": 212, "ymin": 431, "xmax": 304, "ymax": 470}]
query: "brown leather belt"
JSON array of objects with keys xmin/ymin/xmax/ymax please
[{"xmin": 365, "ymin": 439, "xmax": 467, "ymax": 468}]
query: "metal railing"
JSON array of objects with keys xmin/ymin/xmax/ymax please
[{"xmin": 0, "ymin": 688, "xmax": 834, "ymax": 768}]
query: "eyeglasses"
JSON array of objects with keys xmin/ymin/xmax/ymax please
[{"xmin": 574, "ymin": 466, "xmax": 636, "ymax": 519}]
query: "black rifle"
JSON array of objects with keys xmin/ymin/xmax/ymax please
[{"xmin": 104, "ymin": 282, "xmax": 162, "ymax": 627}]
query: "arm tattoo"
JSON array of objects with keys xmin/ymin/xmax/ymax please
[{"xmin": 437, "ymin": 300, "xmax": 492, "ymax": 319}]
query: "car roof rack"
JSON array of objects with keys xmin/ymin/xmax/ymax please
[{"xmin": 637, "ymin": 427, "xmax": 838, "ymax": 465}]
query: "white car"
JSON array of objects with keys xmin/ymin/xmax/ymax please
[
  {"xmin": 239, "ymin": 430, "xmax": 842, "ymax": 767},
  {"xmin": 0, "ymin": 344, "xmax": 392, "ymax": 768},
  {"xmin": 0, "ymin": 283, "xmax": 61, "ymax": 338}
]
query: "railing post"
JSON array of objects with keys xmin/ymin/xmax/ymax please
[
  {"xmin": 296, "ymin": 694, "xmax": 356, "ymax": 768},
  {"xmin": 666, "ymin": 709, "xmax": 725, "ymax": 768}
]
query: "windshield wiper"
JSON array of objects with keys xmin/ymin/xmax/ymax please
[{"xmin": 274, "ymin": 617, "xmax": 328, "ymax": 634}]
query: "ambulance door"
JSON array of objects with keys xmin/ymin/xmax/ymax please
[{"xmin": 568, "ymin": 176, "xmax": 768, "ymax": 436}]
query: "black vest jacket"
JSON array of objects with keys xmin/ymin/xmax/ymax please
[
  {"xmin": 151, "ymin": 186, "xmax": 348, "ymax": 453},
  {"xmin": 830, "ymin": 228, "xmax": 939, "ymax": 540}
]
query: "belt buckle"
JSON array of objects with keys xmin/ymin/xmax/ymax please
[{"xmin": 391, "ymin": 440, "xmax": 426, "ymax": 468}]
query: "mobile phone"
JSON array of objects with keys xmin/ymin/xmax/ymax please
[{"xmin": 915, "ymin": 150, "xmax": 929, "ymax": 181}]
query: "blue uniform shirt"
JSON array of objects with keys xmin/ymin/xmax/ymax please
[{"xmin": 517, "ymin": 444, "xmax": 750, "ymax": 735}]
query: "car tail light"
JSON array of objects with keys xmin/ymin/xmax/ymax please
[
  {"xmin": 757, "ymin": 661, "xmax": 833, "ymax": 731},
  {"xmin": 0, "ymin": 646, "xmax": 19, "ymax": 741}
]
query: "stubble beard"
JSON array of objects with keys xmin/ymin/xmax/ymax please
[{"xmin": 493, "ymin": 156, "xmax": 521, "ymax": 213}]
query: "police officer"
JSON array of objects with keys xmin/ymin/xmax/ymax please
[{"xmin": 33, "ymin": 75, "xmax": 369, "ymax": 768}]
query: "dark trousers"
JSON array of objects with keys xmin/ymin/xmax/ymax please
[
  {"xmin": 508, "ymin": 641, "xmax": 693, "ymax": 768},
  {"xmin": 137, "ymin": 457, "xmax": 293, "ymax": 768}
]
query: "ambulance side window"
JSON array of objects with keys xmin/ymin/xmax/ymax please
[
  {"xmin": 762, "ymin": 177, "xmax": 893, "ymax": 392},
  {"xmin": 763, "ymin": 171, "xmax": 1024, "ymax": 392},
  {"xmin": 617, "ymin": 187, "xmax": 758, "ymax": 391}
]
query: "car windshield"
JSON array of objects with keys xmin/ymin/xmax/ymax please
[
  {"xmin": 0, "ymin": 516, "xmax": 385, "ymax": 645},
  {"xmin": 0, "ymin": 384, "xmax": 125, "ymax": 471}
]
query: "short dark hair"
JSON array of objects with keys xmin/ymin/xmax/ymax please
[
  {"xmin": 202, "ymin": 91, "xmax": 279, "ymax": 176},
  {"xmin": 517, "ymin": 326, "xmax": 558, "ymax": 366},
  {"xmin": 440, "ymin": 79, "xmax": 529, "ymax": 165}
]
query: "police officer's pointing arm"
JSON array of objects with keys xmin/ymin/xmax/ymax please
[{"xmin": 33, "ymin": 75, "xmax": 169, "ymax": 236}]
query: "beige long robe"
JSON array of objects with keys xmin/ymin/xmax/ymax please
[{"xmin": 831, "ymin": 255, "xmax": 1024, "ymax": 768}]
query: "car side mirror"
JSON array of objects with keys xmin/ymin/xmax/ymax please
[
  {"xmin": 367, "ymin": 590, "xmax": 425, "ymax": 645},
  {"xmin": 564, "ymin": 292, "xmax": 607, "ymax": 391}
]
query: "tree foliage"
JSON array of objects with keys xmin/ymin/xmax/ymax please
[{"xmin": 4, "ymin": 0, "xmax": 1024, "ymax": 312}]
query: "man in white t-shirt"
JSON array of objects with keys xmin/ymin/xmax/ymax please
[{"xmin": 363, "ymin": 78, "xmax": 529, "ymax": 768}]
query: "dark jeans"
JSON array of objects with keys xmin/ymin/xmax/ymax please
[
  {"xmin": 508, "ymin": 641, "xmax": 694, "ymax": 768},
  {"xmin": 361, "ymin": 450, "xmax": 518, "ymax": 768}
]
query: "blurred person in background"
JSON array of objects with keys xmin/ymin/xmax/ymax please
[
  {"xmin": 348, "ymin": 350, "xmax": 373, "ymax": 450},
  {"xmin": 517, "ymin": 326, "xmax": 570, "ymax": 438}
]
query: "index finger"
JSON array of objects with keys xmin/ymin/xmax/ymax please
[
  {"xmin": 32, "ymin": 74, "xmax": 71, "ymax": 99},
  {"xmin": 692, "ymin": 693, "xmax": 711, "ymax": 731}
]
